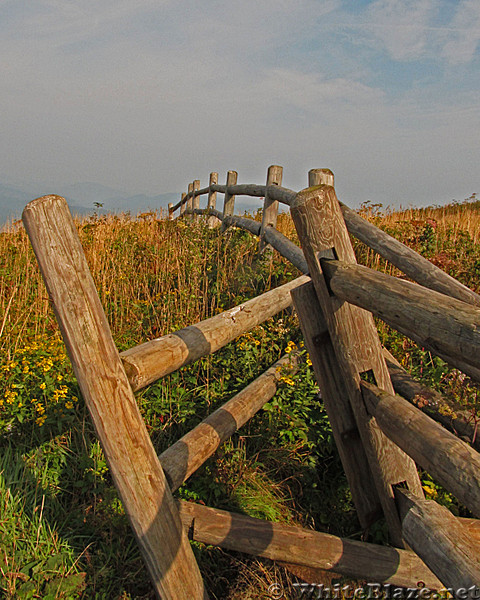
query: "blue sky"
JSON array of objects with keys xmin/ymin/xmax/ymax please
[{"xmin": 0, "ymin": 0, "xmax": 479, "ymax": 209}]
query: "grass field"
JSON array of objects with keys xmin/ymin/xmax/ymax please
[{"xmin": 1, "ymin": 197, "xmax": 479, "ymax": 598}]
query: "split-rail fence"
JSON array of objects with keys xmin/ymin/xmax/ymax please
[{"xmin": 22, "ymin": 166, "xmax": 480, "ymax": 599}]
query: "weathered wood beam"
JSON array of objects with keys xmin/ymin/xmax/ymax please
[
  {"xmin": 361, "ymin": 380, "xmax": 480, "ymax": 517},
  {"xmin": 121, "ymin": 275, "xmax": 310, "ymax": 391},
  {"xmin": 160, "ymin": 353, "xmax": 298, "ymax": 492},
  {"xmin": 207, "ymin": 172, "xmax": 220, "ymax": 228},
  {"xmin": 322, "ymin": 259, "xmax": 480, "ymax": 375},
  {"xmin": 177, "ymin": 501, "xmax": 442, "ymax": 589},
  {"xmin": 292, "ymin": 281, "xmax": 382, "ymax": 528},
  {"xmin": 23, "ymin": 195, "xmax": 208, "ymax": 600},
  {"xmin": 383, "ymin": 349, "xmax": 480, "ymax": 452},
  {"xmin": 340, "ymin": 202, "xmax": 480, "ymax": 307},
  {"xmin": 221, "ymin": 171, "xmax": 237, "ymax": 231},
  {"xmin": 291, "ymin": 183, "xmax": 423, "ymax": 547},
  {"xmin": 395, "ymin": 488, "xmax": 480, "ymax": 592},
  {"xmin": 260, "ymin": 165, "xmax": 283, "ymax": 252}
]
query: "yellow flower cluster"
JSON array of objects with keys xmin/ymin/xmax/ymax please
[
  {"xmin": 237, "ymin": 331, "xmax": 261, "ymax": 350},
  {"xmin": 284, "ymin": 341, "xmax": 297, "ymax": 354},
  {"xmin": 422, "ymin": 484, "xmax": 438, "ymax": 499}
]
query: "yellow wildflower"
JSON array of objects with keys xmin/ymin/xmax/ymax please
[
  {"xmin": 40, "ymin": 383, "xmax": 46, "ymax": 390},
  {"xmin": 36, "ymin": 415, "xmax": 47, "ymax": 427},
  {"xmin": 65, "ymin": 401, "xmax": 74, "ymax": 410}
]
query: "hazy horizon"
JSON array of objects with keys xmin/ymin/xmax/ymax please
[{"xmin": 0, "ymin": 0, "xmax": 479, "ymax": 212}]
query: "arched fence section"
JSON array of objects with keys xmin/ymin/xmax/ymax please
[{"xmin": 22, "ymin": 165, "xmax": 480, "ymax": 599}]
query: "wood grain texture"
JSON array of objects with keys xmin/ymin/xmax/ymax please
[
  {"xmin": 177, "ymin": 501, "xmax": 442, "ymax": 589},
  {"xmin": 362, "ymin": 381, "xmax": 480, "ymax": 517},
  {"xmin": 322, "ymin": 259, "xmax": 480, "ymax": 374},
  {"xmin": 22, "ymin": 195, "xmax": 207, "ymax": 600},
  {"xmin": 340, "ymin": 202, "xmax": 480, "ymax": 307},
  {"xmin": 193, "ymin": 180, "xmax": 200, "ymax": 222},
  {"xmin": 160, "ymin": 353, "xmax": 298, "ymax": 492},
  {"xmin": 291, "ymin": 184, "xmax": 423, "ymax": 547},
  {"xmin": 121, "ymin": 275, "xmax": 310, "ymax": 391},
  {"xmin": 395, "ymin": 488, "xmax": 480, "ymax": 591},
  {"xmin": 221, "ymin": 171, "xmax": 237, "ymax": 231},
  {"xmin": 168, "ymin": 203, "xmax": 174, "ymax": 221},
  {"xmin": 179, "ymin": 192, "xmax": 187, "ymax": 216},
  {"xmin": 186, "ymin": 182, "xmax": 194, "ymax": 220},
  {"xmin": 260, "ymin": 165, "xmax": 282, "ymax": 252},
  {"xmin": 207, "ymin": 172, "xmax": 220, "ymax": 228},
  {"xmin": 309, "ymin": 168, "xmax": 335, "ymax": 188},
  {"xmin": 291, "ymin": 281, "xmax": 382, "ymax": 528}
]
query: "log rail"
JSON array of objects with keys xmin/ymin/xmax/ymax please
[{"xmin": 23, "ymin": 165, "xmax": 480, "ymax": 598}]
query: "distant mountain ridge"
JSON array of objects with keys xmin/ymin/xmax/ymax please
[{"xmin": 0, "ymin": 181, "xmax": 178, "ymax": 226}]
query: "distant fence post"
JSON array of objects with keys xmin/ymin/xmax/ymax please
[
  {"xmin": 193, "ymin": 180, "xmax": 200, "ymax": 222},
  {"xmin": 180, "ymin": 192, "xmax": 187, "ymax": 216},
  {"xmin": 221, "ymin": 170, "xmax": 237, "ymax": 231},
  {"xmin": 22, "ymin": 195, "xmax": 208, "ymax": 600},
  {"xmin": 259, "ymin": 165, "xmax": 283, "ymax": 252},
  {"xmin": 291, "ymin": 170, "xmax": 423, "ymax": 548},
  {"xmin": 168, "ymin": 203, "xmax": 174, "ymax": 220},
  {"xmin": 309, "ymin": 168, "xmax": 334, "ymax": 188},
  {"xmin": 187, "ymin": 182, "xmax": 194, "ymax": 220},
  {"xmin": 207, "ymin": 172, "xmax": 220, "ymax": 228}
]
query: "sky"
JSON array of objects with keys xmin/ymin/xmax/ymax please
[{"xmin": 1, "ymin": 0, "xmax": 479, "ymax": 209}]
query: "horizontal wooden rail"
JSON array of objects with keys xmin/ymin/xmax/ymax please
[
  {"xmin": 121, "ymin": 275, "xmax": 310, "ymax": 391},
  {"xmin": 383, "ymin": 349, "xmax": 480, "ymax": 452},
  {"xmin": 263, "ymin": 226, "xmax": 309, "ymax": 274},
  {"xmin": 177, "ymin": 501, "xmax": 442, "ymax": 589},
  {"xmin": 160, "ymin": 353, "xmax": 298, "ymax": 492},
  {"xmin": 395, "ymin": 488, "xmax": 480, "ymax": 591},
  {"xmin": 322, "ymin": 259, "xmax": 480, "ymax": 377},
  {"xmin": 361, "ymin": 381, "xmax": 480, "ymax": 517},
  {"xmin": 172, "ymin": 183, "xmax": 296, "ymax": 213},
  {"xmin": 340, "ymin": 203, "xmax": 480, "ymax": 307}
]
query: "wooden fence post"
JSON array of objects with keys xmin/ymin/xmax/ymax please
[
  {"xmin": 193, "ymin": 179, "xmax": 200, "ymax": 222},
  {"xmin": 259, "ymin": 165, "xmax": 282, "ymax": 252},
  {"xmin": 291, "ymin": 281, "xmax": 382, "ymax": 528},
  {"xmin": 180, "ymin": 192, "xmax": 187, "ymax": 216},
  {"xmin": 221, "ymin": 170, "xmax": 237, "ymax": 231},
  {"xmin": 22, "ymin": 196, "xmax": 208, "ymax": 600},
  {"xmin": 187, "ymin": 182, "xmax": 194, "ymax": 220},
  {"xmin": 207, "ymin": 172, "xmax": 220, "ymax": 228},
  {"xmin": 168, "ymin": 203, "xmax": 174, "ymax": 220},
  {"xmin": 291, "ymin": 174, "xmax": 423, "ymax": 547}
]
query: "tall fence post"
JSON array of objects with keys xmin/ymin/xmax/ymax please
[
  {"xmin": 22, "ymin": 195, "xmax": 208, "ymax": 600},
  {"xmin": 187, "ymin": 182, "xmax": 194, "ymax": 220},
  {"xmin": 259, "ymin": 165, "xmax": 283, "ymax": 252},
  {"xmin": 180, "ymin": 192, "xmax": 187, "ymax": 216},
  {"xmin": 291, "ymin": 281, "xmax": 382, "ymax": 529},
  {"xmin": 221, "ymin": 170, "xmax": 237, "ymax": 231},
  {"xmin": 193, "ymin": 179, "xmax": 200, "ymax": 222},
  {"xmin": 291, "ymin": 171, "xmax": 423, "ymax": 547},
  {"xmin": 168, "ymin": 203, "xmax": 174, "ymax": 221},
  {"xmin": 207, "ymin": 172, "xmax": 220, "ymax": 228}
]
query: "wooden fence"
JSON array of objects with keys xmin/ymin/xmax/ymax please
[{"xmin": 22, "ymin": 166, "xmax": 480, "ymax": 599}]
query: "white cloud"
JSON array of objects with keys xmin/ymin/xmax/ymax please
[{"xmin": 441, "ymin": 0, "xmax": 480, "ymax": 64}]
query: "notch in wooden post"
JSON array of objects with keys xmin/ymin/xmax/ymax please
[
  {"xmin": 221, "ymin": 170, "xmax": 237, "ymax": 231},
  {"xmin": 259, "ymin": 165, "xmax": 283, "ymax": 252},
  {"xmin": 291, "ymin": 175, "xmax": 423, "ymax": 547},
  {"xmin": 193, "ymin": 179, "xmax": 200, "ymax": 222},
  {"xmin": 180, "ymin": 192, "xmax": 187, "ymax": 216},
  {"xmin": 207, "ymin": 172, "xmax": 220, "ymax": 228}
]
